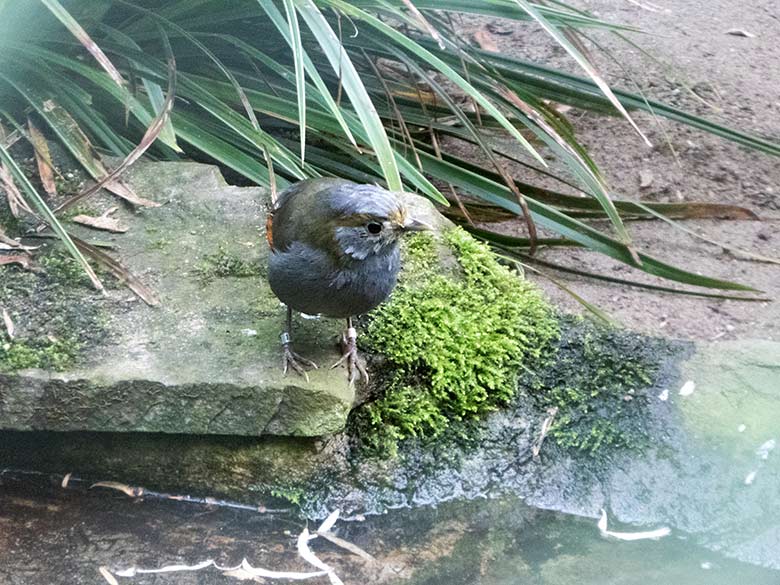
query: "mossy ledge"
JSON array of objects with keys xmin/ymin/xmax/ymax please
[
  {"xmin": 0, "ymin": 251, "xmax": 106, "ymax": 374},
  {"xmin": 357, "ymin": 227, "xmax": 559, "ymax": 447}
]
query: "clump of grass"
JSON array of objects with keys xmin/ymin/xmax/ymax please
[{"xmin": 358, "ymin": 228, "xmax": 559, "ymax": 449}]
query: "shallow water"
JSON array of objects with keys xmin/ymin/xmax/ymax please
[{"xmin": 1, "ymin": 473, "xmax": 777, "ymax": 585}]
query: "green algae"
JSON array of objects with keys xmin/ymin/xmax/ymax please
[
  {"xmin": 195, "ymin": 243, "xmax": 262, "ymax": 284},
  {"xmin": 0, "ymin": 336, "xmax": 79, "ymax": 372},
  {"xmin": 358, "ymin": 227, "xmax": 559, "ymax": 447},
  {"xmin": 522, "ymin": 319, "xmax": 671, "ymax": 453},
  {"xmin": 0, "ymin": 248, "xmax": 106, "ymax": 374}
]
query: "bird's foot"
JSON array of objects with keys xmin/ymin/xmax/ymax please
[
  {"xmin": 331, "ymin": 326, "xmax": 369, "ymax": 386},
  {"xmin": 281, "ymin": 334, "xmax": 318, "ymax": 382}
]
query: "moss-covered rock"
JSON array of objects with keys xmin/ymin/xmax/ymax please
[
  {"xmin": 358, "ymin": 227, "xmax": 558, "ymax": 447},
  {"xmin": 0, "ymin": 337, "xmax": 80, "ymax": 373},
  {"xmin": 520, "ymin": 319, "xmax": 675, "ymax": 453}
]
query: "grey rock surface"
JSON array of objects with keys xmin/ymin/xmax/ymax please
[{"xmin": 0, "ymin": 161, "xmax": 448, "ymax": 436}]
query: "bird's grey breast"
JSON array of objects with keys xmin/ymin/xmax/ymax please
[{"xmin": 268, "ymin": 241, "xmax": 401, "ymax": 318}]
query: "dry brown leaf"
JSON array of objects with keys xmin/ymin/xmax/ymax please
[
  {"xmin": 472, "ymin": 29, "xmax": 499, "ymax": 53},
  {"xmin": 2, "ymin": 308, "xmax": 14, "ymax": 339},
  {"xmin": 72, "ymin": 207, "xmax": 128, "ymax": 233},
  {"xmin": 52, "ymin": 47, "xmax": 178, "ymax": 214},
  {"xmin": 0, "ymin": 253, "xmax": 34, "ymax": 271},
  {"xmin": 318, "ymin": 532, "xmax": 377, "ymax": 563},
  {"xmin": 29, "ymin": 100, "xmax": 158, "ymax": 216},
  {"xmin": 28, "ymin": 117, "xmax": 58, "ymax": 197},
  {"xmin": 103, "ymin": 177, "xmax": 160, "ymax": 208},
  {"xmin": 0, "ymin": 227, "xmax": 32, "ymax": 250},
  {"xmin": 73, "ymin": 237, "xmax": 160, "ymax": 306},
  {"xmin": 90, "ymin": 481, "xmax": 145, "ymax": 498},
  {"xmin": 0, "ymin": 162, "xmax": 33, "ymax": 218},
  {"xmin": 0, "ymin": 243, "xmax": 40, "ymax": 251}
]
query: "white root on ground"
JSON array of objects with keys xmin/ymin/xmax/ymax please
[
  {"xmin": 102, "ymin": 510, "xmax": 353, "ymax": 584},
  {"xmin": 598, "ymin": 509, "xmax": 671, "ymax": 541}
]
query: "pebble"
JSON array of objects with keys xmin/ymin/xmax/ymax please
[{"xmin": 678, "ymin": 380, "xmax": 696, "ymax": 396}]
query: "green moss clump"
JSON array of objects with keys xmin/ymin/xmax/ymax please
[
  {"xmin": 269, "ymin": 485, "xmax": 305, "ymax": 506},
  {"xmin": 0, "ymin": 337, "xmax": 79, "ymax": 372},
  {"xmin": 523, "ymin": 321, "xmax": 664, "ymax": 453},
  {"xmin": 359, "ymin": 227, "xmax": 558, "ymax": 447},
  {"xmin": 195, "ymin": 244, "xmax": 259, "ymax": 284},
  {"xmin": 39, "ymin": 253, "xmax": 93, "ymax": 287}
]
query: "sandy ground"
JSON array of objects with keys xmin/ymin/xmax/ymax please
[{"xmin": 461, "ymin": 0, "xmax": 780, "ymax": 341}]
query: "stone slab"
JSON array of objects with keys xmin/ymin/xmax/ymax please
[{"xmin": 0, "ymin": 162, "xmax": 447, "ymax": 436}]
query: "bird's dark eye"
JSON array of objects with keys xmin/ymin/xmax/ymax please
[{"xmin": 366, "ymin": 222, "xmax": 383, "ymax": 235}]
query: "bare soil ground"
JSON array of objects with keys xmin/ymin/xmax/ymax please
[{"xmin": 463, "ymin": 0, "xmax": 780, "ymax": 341}]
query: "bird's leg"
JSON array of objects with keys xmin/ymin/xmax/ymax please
[
  {"xmin": 281, "ymin": 305, "xmax": 318, "ymax": 381},
  {"xmin": 331, "ymin": 317, "xmax": 369, "ymax": 386}
]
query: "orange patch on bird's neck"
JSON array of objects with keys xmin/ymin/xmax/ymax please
[{"xmin": 265, "ymin": 213, "xmax": 275, "ymax": 250}]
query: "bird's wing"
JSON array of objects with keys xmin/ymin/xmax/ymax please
[
  {"xmin": 269, "ymin": 178, "xmax": 351, "ymax": 252},
  {"xmin": 267, "ymin": 181, "xmax": 310, "ymax": 251}
]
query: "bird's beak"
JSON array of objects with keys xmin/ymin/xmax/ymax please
[{"xmin": 402, "ymin": 217, "xmax": 433, "ymax": 232}]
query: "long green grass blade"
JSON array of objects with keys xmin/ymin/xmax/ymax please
[
  {"xmin": 293, "ymin": 0, "xmax": 402, "ymax": 190},
  {"xmin": 40, "ymin": 0, "xmax": 124, "ymax": 88},
  {"xmin": 511, "ymin": 0, "xmax": 650, "ymax": 146},
  {"xmin": 282, "ymin": 0, "xmax": 306, "ymax": 162},
  {"xmin": 330, "ymin": 0, "xmax": 547, "ymax": 167},
  {"xmin": 417, "ymin": 151, "xmax": 757, "ymax": 291},
  {"xmin": 172, "ymin": 111, "xmax": 283, "ymax": 188}
]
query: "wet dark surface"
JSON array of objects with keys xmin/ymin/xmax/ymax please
[{"xmin": 2, "ymin": 472, "xmax": 779, "ymax": 585}]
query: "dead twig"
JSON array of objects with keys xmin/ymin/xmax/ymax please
[
  {"xmin": 532, "ymin": 406, "xmax": 558, "ymax": 459},
  {"xmin": 72, "ymin": 207, "xmax": 128, "ymax": 233}
]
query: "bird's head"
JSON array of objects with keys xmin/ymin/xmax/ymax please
[{"xmin": 326, "ymin": 183, "xmax": 430, "ymax": 261}]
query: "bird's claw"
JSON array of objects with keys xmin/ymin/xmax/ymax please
[
  {"xmin": 331, "ymin": 328, "xmax": 369, "ymax": 386},
  {"xmin": 282, "ymin": 343, "xmax": 318, "ymax": 382}
]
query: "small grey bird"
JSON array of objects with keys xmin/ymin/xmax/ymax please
[{"xmin": 267, "ymin": 178, "xmax": 429, "ymax": 384}]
